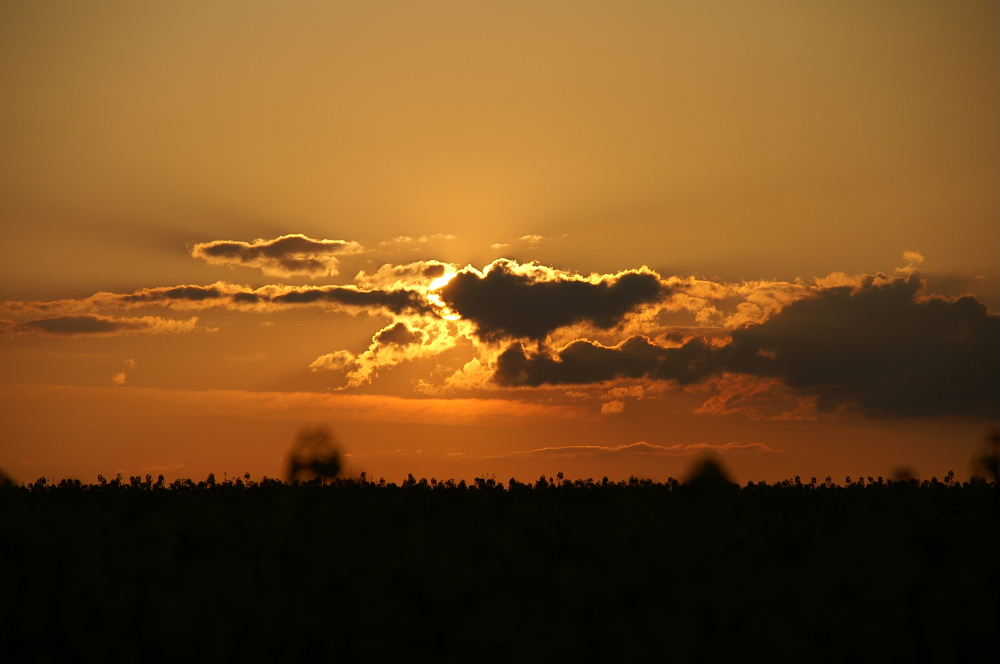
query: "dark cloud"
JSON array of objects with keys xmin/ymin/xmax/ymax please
[
  {"xmin": 722, "ymin": 275, "xmax": 999, "ymax": 417},
  {"xmin": 3, "ymin": 281, "xmax": 434, "ymax": 318},
  {"xmin": 121, "ymin": 285, "xmax": 223, "ymax": 303},
  {"xmin": 374, "ymin": 322, "xmax": 423, "ymax": 346},
  {"xmin": 495, "ymin": 276, "xmax": 1000, "ymax": 418},
  {"xmin": 424, "ymin": 264, "xmax": 447, "ymax": 279},
  {"xmin": 112, "ymin": 282, "xmax": 429, "ymax": 315},
  {"xmin": 920, "ymin": 271, "xmax": 999, "ymax": 307},
  {"xmin": 495, "ymin": 336, "xmax": 714, "ymax": 387},
  {"xmin": 439, "ymin": 260, "xmax": 665, "ymax": 341},
  {"xmin": 25, "ymin": 315, "xmax": 128, "ymax": 335},
  {"xmin": 191, "ymin": 234, "xmax": 363, "ymax": 277},
  {"xmin": 231, "ymin": 292, "xmax": 261, "ymax": 304},
  {"xmin": 270, "ymin": 286, "xmax": 431, "ymax": 315},
  {"xmin": 14, "ymin": 314, "xmax": 198, "ymax": 337}
]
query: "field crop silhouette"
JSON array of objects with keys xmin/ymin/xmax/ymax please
[{"xmin": 1, "ymin": 463, "xmax": 997, "ymax": 661}]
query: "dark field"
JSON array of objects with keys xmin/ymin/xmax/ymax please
[{"xmin": 2, "ymin": 473, "xmax": 997, "ymax": 662}]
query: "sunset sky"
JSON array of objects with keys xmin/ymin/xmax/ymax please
[{"xmin": 1, "ymin": 0, "xmax": 997, "ymax": 483}]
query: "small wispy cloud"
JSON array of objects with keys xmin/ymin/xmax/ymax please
[
  {"xmin": 192, "ymin": 234, "xmax": 363, "ymax": 277},
  {"xmin": 488, "ymin": 441, "xmax": 776, "ymax": 459}
]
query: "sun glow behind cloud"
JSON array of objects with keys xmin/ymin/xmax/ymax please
[
  {"xmin": 1, "ymin": 239, "xmax": 997, "ymax": 483},
  {"xmin": 427, "ymin": 269, "xmax": 461, "ymax": 320},
  {"xmin": 4, "ymin": 241, "xmax": 993, "ymax": 420}
]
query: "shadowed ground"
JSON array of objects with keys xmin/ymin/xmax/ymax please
[{"xmin": 1, "ymin": 474, "xmax": 997, "ymax": 661}]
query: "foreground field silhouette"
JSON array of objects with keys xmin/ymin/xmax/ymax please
[{"xmin": 2, "ymin": 470, "xmax": 997, "ymax": 661}]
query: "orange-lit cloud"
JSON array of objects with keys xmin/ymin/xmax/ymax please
[
  {"xmin": 896, "ymin": 250, "xmax": 926, "ymax": 276},
  {"xmin": 379, "ymin": 234, "xmax": 456, "ymax": 250},
  {"xmin": 693, "ymin": 374, "xmax": 818, "ymax": 421},
  {"xmin": 488, "ymin": 233, "xmax": 565, "ymax": 251},
  {"xmin": 7, "ymin": 383, "xmax": 585, "ymax": 427},
  {"xmin": 307, "ymin": 350, "xmax": 356, "ymax": 373},
  {"xmin": 353, "ymin": 260, "xmax": 451, "ymax": 290},
  {"xmin": 311, "ymin": 317, "xmax": 470, "ymax": 387},
  {"xmin": 111, "ymin": 358, "xmax": 136, "ymax": 385},
  {"xmin": 191, "ymin": 234, "xmax": 363, "ymax": 277},
  {"xmin": 600, "ymin": 400, "xmax": 625, "ymax": 414},
  {"xmin": 487, "ymin": 441, "xmax": 776, "ymax": 459}
]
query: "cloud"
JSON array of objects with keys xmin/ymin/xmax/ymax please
[
  {"xmin": 353, "ymin": 260, "xmax": 451, "ymax": 290},
  {"xmin": 1, "ymin": 283, "xmax": 238, "ymax": 315},
  {"xmin": 693, "ymin": 374, "xmax": 818, "ymax": 421},
  {"xmin": 420, "ymin": 356, "xmax": 496, "ymax": 394},
  {"xmin": 492, "ymin": 276, "xmax": 1000, "ymax": 418},
  {"xmin": 438, "ymin": 259, "xmax": 667, "ymax": 341},
  {"xmin": 488, "ymin": 234, "xmax": 567, "ymax": 251},
  {"xmin": 308, "ymin": 350, "xmax": 356, "ymax": 372},
  {"xmin": 311, "ymin": 318, "xmax": 460, "ymax": 387},
  {"xmin": 720, "ymin": 275, "xmax": 999, "ymax": 417},
  {"xmin": 380, "ymin": 234, "xmax": 456, "ymax": 246},
  {"xmin": 111, "ymin": 358, "xmax": 136, "ymax": 386},
  {"xmin": 897, "ymin": 250, "xmax": 926, "ymax": 275},
  {"xmin": 0, "ymin": 260, "xmax": 867, "ymax": 343},
  {"xmin": 191, "ymin": 234, "xmax": 363, "ymax": 277},
  {"xmin": 120, "ymin": 285, "xmax": 226, "ymax": 304},
  {"xmin": 6, "ymin": 314, "xmax": 200, "ymax": 337},
  {"xmin": 4, "ymin": 242, "xmax": 995, "ymax": 423},
  {"xmin": 490, "ymin": 441, "xmax": 775, "ymax": 459},
  {"xmin": 374, "ymin": 321, "xmax": 424, "ymax": 346},
  {"xmin": 377, "ymin": 234, "xmax": 457, "ymax": 254},
  {"xmin": 600, "ymin": 400, "xmax": 625, "ymax": 414},
  {"xmin": 267, "ymin": 285, "xmax": 433, "ymax": 315},
  {"xmin": 494, "ymin": 335, "xmax": 713, "ymax": 387},
  {"xmin": 1, "ymin": 281, "xmax": 438, "ymax": 323}
]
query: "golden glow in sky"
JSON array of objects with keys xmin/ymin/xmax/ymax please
[{"xmin": 0, "ymin": 0, "xmax": 997, "ymax": 483}]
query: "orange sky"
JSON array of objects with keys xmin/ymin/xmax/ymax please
[{"xmin": 1, "ymin": 0, "xmax": 997, "ymax": 483}]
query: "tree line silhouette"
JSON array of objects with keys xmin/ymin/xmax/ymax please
[{"xmin": 1, "ymin": 459, "xmax": 996, "ymax": 661}]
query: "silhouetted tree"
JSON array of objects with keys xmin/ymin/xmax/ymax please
[
  {"xmin": 286, "ymin": 425, "xmax": 343, "ymax": 482},
  {"xmin": 891, "ymin": 466, "xmax": 916, "ymax": 482},
  {"xmin": 972, "ymin": 429, "xmax": 1000, "ymax": 482},
  {"xmin": 682, "ymin": 453, "xmax": 737, "ymax": 490}
]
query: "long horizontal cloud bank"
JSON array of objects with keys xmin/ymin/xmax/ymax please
[
  {"xmin": 3, "ymin": 248, "xmax": 997, "ymax": 419},
  {"xmin": 489, "ymin": 441, "xmax": 776, "ymax": 459},
  {"xmin": 4, "ymin": 282, "xmax": 433, "ymax": 317},
  {"xmin": 496, "ymin": 276, "xmax": 999, "ymax": 418},
  {"xmin": 1, "ymin": 257, "xmax": 673, "ymax": 329},
  {"xmin": 2, "ymin": 314, "xmax": 200, "ymax": 337}
]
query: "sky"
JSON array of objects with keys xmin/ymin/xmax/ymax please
[{"xmin": 1, "ymin": 0, "xmax": 997, "ymax": 484}]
